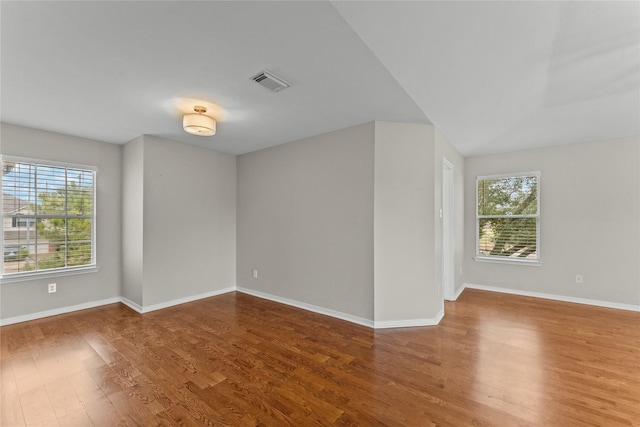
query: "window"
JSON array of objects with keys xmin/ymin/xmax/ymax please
[
  {"xmin": 2, "ymin": 157, "xmax": 96, "ymax": 277},
  {"xmin": 12, "ymin": 216, "xmax": 31, "ymax": 228},
  {"xmin": 476, "ymin": 172, "xmax": 540, "ymax": 263}
]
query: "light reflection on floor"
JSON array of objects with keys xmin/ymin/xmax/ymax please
[{"xmin": 471, "ymin": 316, "xmax": 544, "ymax": 424}]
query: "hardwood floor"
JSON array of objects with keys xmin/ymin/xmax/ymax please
[{"xmin": 1, "ymin": 289, "xmax": 639, "ymax": 426}]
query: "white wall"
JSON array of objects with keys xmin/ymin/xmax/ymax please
[
  {"xmin": 121, "ymin": 135, "xmax": 236, "ymax": 309},
  {"xmin": 237, "ymin": 123, "xmax": 375, "ymax": 320},
  {"xmin": 0, "ymin": 123, "xmax": 122, "ymax": 320},
  {"xmin": 122, "ymin": 136, "xmax": 144, "ymax": 305},
  {"xmin": 141, "ymin": 135, "xmax": 236, "ymax": 306},
  {"xmin": 464, "ymin": 137, "xmax": 640, "ymax": 307},
  {"xmin": 374, "ymin": 122, "xmax": 441, "ymax": 323}
]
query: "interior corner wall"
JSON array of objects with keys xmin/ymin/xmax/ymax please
[
  {"xmin": 463, "ymin": 137, "xmax": 640, "ymax": 306},
  {"xmin": 0, "ymin": 123, "xmax": 122, "ymax": 320},
  {"xmin": 373, "ymin": 121, "xmax": 440, "ymax": 323},
  {"xmin": 236, "ymin": 123, "xmax": 375, "ymax": 321},
  {"xmin": 122, "ymin": 136, "xmax": 144, "ymax": 305},
  {"xmin": 134, "ymin": 135, "xmax": 236, "ymax": 308},
  {"xmin": 434, "ymin": 128, "xmax": 465, "ymax": 298}
]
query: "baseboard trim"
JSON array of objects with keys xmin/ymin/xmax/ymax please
[
  {"xmin": 119, "ymin": 297, "xmax": 143, "ymax": 313},
  {"xmin": 237, "ymin": 287, "xmax": 445, "ymax": 329},
  {"xmin": 121, "ymin": 287, "xmax": 236, "ymax": 314},
  {"xmin": 0, "ymin": 297, "xmax": 122, "ymax": 326},
  {"xmin": 236, "ymin": 287, "xmax": 375, "ymax": 328},
  {"xmin": 1, "ymin": 287, "xmax": 237, "ymax": 326},
  {"xmin": 374, "ymin": 308, "xmax": 444, "ymax": 329},
  {"xmin": 451, "ymin": 284, "xmax": 467, "ymax": 301},
  {"xmin": 464, "ymin": 283, "xmax": 640, "ymax": 312}
]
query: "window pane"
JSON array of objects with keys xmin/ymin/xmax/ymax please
[
  {"xmin": 67, "ymin": 169, "xmax": 94, "ymax": 215},
  {"xmin": 67, "ymin": 218, "xmax": 92, "ymax": 266},
  {"xmin": 68, "ymin": 242, "xmax": 92, "ymax": 267},
  {"xmin": 68, "ymin": 218, "xmax": 92, "ymax": 242},
  {"xmin": 37, "ymin": 242, "xmax": 67, "ymax": 271},
  {"xmin": 2, "ymin": 217, "xmax": 37, "ymax": 273},
  {"xmin": 36, "ymin": 217, "xmax": 66, "ymax": 245},
  {"xmin": 478, "ymin": 175, "xmax": 538, "ymax": 216},
  {"xmin": 479, "ymin": 217, "xmax": 537, "ymax": 259},
  {"xmin": 36, "ymin": 166, "xmax": 67, "ymax": 215},
  {"xmin": 3, "ymin": 245, "xmax": 35, "ymax": 274},
  {"xmin": 2, "ymin": 163, "xmax": 37, "ymax": 209}
]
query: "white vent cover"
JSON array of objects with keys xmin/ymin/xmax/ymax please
[{"xmin": 251, "ymin": 70, "xmax": 291, "ymax": 92}]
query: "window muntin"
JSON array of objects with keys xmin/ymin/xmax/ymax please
[
  {"xmin": 476, "ymin": 173, "xmax": 539, "ymax": 262},
  {"xmin": 2, "ymin": 157, "xmax": 96, "ymax": 277}
]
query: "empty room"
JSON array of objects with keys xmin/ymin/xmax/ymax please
[{"xmin": 1, "ymin": 1, "xmax": 639, "ymax": 426}]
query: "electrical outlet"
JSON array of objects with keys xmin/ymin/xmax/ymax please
[
  {"xmin": 575, "ymin": 275, "xmax": 583, "ymax": 284},
  {"xmin": 253, "ymin": 269, "xmax": 258, "ymax": 279},
  {"xmin": 48, "ymin": 283, "xmax": 57, "ymax": 293}
]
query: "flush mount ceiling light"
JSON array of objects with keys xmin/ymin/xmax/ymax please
[{"xmin": 183, "ymin": 106, "xmax": 216, "ymax": 136}]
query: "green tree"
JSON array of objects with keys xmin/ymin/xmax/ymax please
[{"xmin": 35, "ymin": 182, "xmax": 93, "ymax": 269}]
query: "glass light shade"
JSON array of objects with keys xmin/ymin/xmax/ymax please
[{"xmin": 183, "ymin": 113, "xmax": 216, "ymax": 136}]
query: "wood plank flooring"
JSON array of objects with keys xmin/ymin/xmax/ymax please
[{"xmin": 1, "ymin": 289, "xmax": 639, "ymax": 426}]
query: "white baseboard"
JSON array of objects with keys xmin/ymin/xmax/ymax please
[
  {"xmin": 450, "ymin": 284, "xmax": 466, "ymax": 301},
  {"xmin": 0, "ymin": 297, "xmax": 122, "ymax": 326},
  {"xmin": 125, "ymin": 287, "xmax": 236, "ymax": 314},
  {"xmin": 374, "ymin": 308, "xmax": 444, "ymax": 329},
  {"xmin": 119, "ymin": 297, "xmax": 143, "ymax": 313},
  {"xmin": 236, "ymin": 287, "xmax": 375, "ymax": 328},
  {"xmin": 237, "ymin": 287, "xmax": 445, "ymax": 329},
  {"xmin": 1, "ymin": 287, "xmax": 237, "ymax": 326},
  {"xmin": 464, "ymin": 283, "xmax": 640, "ymax": 312}
]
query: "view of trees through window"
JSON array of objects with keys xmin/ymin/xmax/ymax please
[
  {"xmin": 477, "ymin": 174, "xmax": 539, "ymax": 260},
  {"xmin": 2, "ymin": 159, "xmax": 95, "ymax": 275}
]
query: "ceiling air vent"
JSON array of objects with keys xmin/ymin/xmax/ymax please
[{"xmin": 251, "ymin": 70, "xmax": 291, "ymax": 92}]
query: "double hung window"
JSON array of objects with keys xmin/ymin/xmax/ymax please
[
  {"xmin": 476, "ymin": 172, "xmax": 540, "ymax": 263},
  {"xmin": 2, "ymin": 157, "xmax": 96, "ymax": 277}
]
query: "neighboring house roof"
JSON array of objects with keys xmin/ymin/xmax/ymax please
[{"xmin": 2, "ymin": 193, "xmax": 30, "ymax": 215}]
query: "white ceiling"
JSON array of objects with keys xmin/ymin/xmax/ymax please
[
  {"xmin": 1, "ymin": 1, "xmax": 638, "ymax": 156},
  {"xmin": 334, "ymin": 1, "xmax": 640, "ymax": 156}
]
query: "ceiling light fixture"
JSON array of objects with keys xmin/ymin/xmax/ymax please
[{"xmin": 183, "ymin": 106, "xmax": 216, "ymax": 136}]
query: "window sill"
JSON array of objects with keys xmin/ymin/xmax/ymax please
[
  {"xmin": 0, "ymin": 265, "xmax": 99, "ymax": 284},
  {"xmin": 474, "ymin": 256, "xmax": 542, "ymax": 267}
]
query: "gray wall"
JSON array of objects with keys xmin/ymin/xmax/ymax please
[
  {"xmin": 374, "ymin": 122, "xmax": 440, "ymax": 322},
  {"xmin": 237, "ymin": 121, "xmax": 462, "ymax": 324},
  {"xmin": 121, "ymin": 135, "xmax": 236, "ymax": 308},
  {"xmin": 0, "ymin": 123, "xmax": 122, "ymax": 319},
  {"xmin": 141, "ymin": 135, "xmax": 236, "ymax": 306},
  {"xmin": 10, "ymin": 120, "xmax": 630, "ymax": 325},
  {"xmin": 121, "ymin": 136, "xmax": 144, "ymax": 305},
  {"xmin": 464, "ymin": 137, "xmax": 640, "ymax": 306},
  {"xmin": 237, "ymin": 123, "xmax": 375, "ymax": 320}
]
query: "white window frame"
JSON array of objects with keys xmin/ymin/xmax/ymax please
[
  {"xmin": 1, "ymin": 155, "xmax": 98, "ymax": 282},
  {"xmin": 475, "ymin": 171, "xmax": 541, "ymax": 266}
]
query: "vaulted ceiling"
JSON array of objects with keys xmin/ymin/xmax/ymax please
[{"xmin": 2, "ymin": 1, "xmax": 638, "ymax": 156}]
